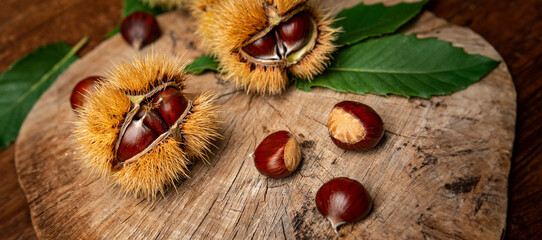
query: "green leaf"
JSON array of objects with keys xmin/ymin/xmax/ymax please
[
  {"xmin": 296, "ymin": 34, "xmax": 499, "ymax": 98},
  {"xmin": 0, "ymin": 37, "xmax": 88, "ymax": 149},
  {"xmin": 105, "ymin": 0, "xmax": 168, "ymax": 37},
  {"xmin": 334, "ymin": 0, "xmax": 427, "ymax": 46},
  {"xmin": 185, "ymin": 55, "xmax": 220, "ymax": 74},
  {"xmin": 122, "ymin": 0, "xmax": 167, "ymax": 17}
]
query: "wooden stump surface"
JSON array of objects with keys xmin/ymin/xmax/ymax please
[{"xmin": 14, "ymin": 1, "xmax": 516, "ymax": 239}]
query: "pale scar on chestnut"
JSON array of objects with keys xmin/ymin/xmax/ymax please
[{"xmin": 253, "ymin": 130, "xmax": 302, "ymax": 179}]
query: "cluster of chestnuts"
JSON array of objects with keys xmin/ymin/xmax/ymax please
[
  {"xmin": 71, "ymin": 0, "xmax": 384, "ymax": 236},
  {"xmin": 252, "ymin": 100, "xmax": 383, "ymax": 234}
]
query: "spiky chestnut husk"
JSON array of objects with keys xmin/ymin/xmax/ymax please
[
  {"xmin": 142, "ymin": 0, "xmax": 192, "ymax": 9},
  {"xmin": 72, "ymin": 53, "xmax": 220, "ymax": 198},
  {"xmin": 192, "ymin": 0, "xmax": 339, "ymax": 95}
]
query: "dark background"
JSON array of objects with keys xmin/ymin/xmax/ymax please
[{"xmin": 0, "ymin": 0, "xmax": 540, "ymax": 239}]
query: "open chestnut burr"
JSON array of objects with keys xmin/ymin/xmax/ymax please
[
  {"xmin": 72, "ymin": 53, "xmax": 220, "ymax": 198},
  {"xmin": 193, "ymin": 0, "xmax": 339, "ymax": 94}
]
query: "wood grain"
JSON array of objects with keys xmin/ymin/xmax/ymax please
[
  {"xmin": 13, "ymin": 1, "xmax": 515, "ymax": 239},
  {"xmin": 426, "ymin": 2, "xmax": 542, "ymax": 238}
]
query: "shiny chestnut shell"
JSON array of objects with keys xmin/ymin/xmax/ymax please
[
  {"xmin": 116, "ymin": 87, "xmax": 188, "ymax": 163},
  {"xmin": 253, "ymin": 130, "xmax": 301, "ymax": 179},
  {"xmin": 242, "ymin": 30, "xmax": 278, "ymax": 60},
  {"xmin": 327, "ymin": 101, "xmax": 384, "ymax": 151},
  {"xmin": 120, "ymin": 11, "xmax": 161, "ymax": 50},
  {"xmin": 151, "ymin": 87, "xmax": 188, "ymax": 127},
  {"xmin": 278, "ymin": 11, "xmax": 313, "ymax": 52},
  {"xmin": 70, "ymin": 76, "xmax": 102, "ymax": 111},
  {"xmin": 117, "ymin": 109, "xmax": 161, "ymax": 162},
  {"xmin": 315, "ymin": 177, "xmax": 372, "ymax": 234}
]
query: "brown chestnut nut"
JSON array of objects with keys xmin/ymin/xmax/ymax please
[
  {"xmin": 278, "ymin": 11, "xmax": 313, "ymax": 53},
  {"xmin": 121, "ymin": 11, "xmax": 161, "ymax": 50},
  {"xmin": 315, "ymin": 177, "xmax": 372, "ymax": 235},
  {"xmin": 70, "ymin": 76, "xmax": 102, "ymax": 111},
  {"xmin": 242, "ymin": 30, "xmax": 279, "ymax": 61},
  {"xmin": 117, "ymin": 87, "xmax": 187, "ymax": 163},
  {"xmin": 151, "ymin": 87, "xmax": 188, "ymax": 127},
  {"xmin": 253, "ymin": 130, "xmax": 301, "ymax": 179},
  {"xmin": 137, "ymin": 107, "xmax": 169, "ymax": 136},
  {"xmin": 117, "ymin": 108, "xmax": 161, "ymax": 162},
  {"xmin": 327, "ymin": 101, "xmax": 384, "ymax": 151}
]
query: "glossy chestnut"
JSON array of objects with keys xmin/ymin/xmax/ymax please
[
  {"xmin": 70, "ymin": 76, "xmax": 102, "ymax": 111},
  {"xmin": 151, "ymin": 87, "xmax": 188, "ymax": 127},
  {"xmin": 117, "ymin": 108, "xmax": 161, "ymax": 162},
  {"xmin": 117, "ymin": 87, "xmax": 187, "ymax": 163},
  {"xmin": 278, "ymin": 11, "xmax": 313, "ymax": 53},
  {"xmin": 242, "ymin": 30, "xmax": 279, "ymax": 60},
  {"xmin": 240, "ymin": 11, "xmax": 316, "ymax": 65},
  {"xmin": 121, "ymin": 11, "xmax": 161, "ymax": 50},
  {"xmin": 327, "ymin": 101, "xmax": 384, "ymax": 151},
  {"xmin": 253, "ymin": 130, "xmax": 301, "ymax": 179},
  {"xmin": 315, "ymin": 177, "xmax": 372, "ymax": 234}
]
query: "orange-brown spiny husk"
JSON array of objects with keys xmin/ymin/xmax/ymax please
[
  {"xmin": 72, "ymin": 53, "xmax": 220, "ymax": 198},
  {"xmin": 192, "ymin": 0, "xmax": 339, "ymax": 95},
  {"xmin": 142, "ymin": 0, "xmax": 193, "ymax": 9}
]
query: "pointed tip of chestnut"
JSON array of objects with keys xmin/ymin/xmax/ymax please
[
  {"xmin": 329, "ymin": 218, "xmax": 346, "ymax": 235},
  {"xmin": 327, "ymin": 101, "xmax": 384, "ymax": 151},
  {"xmin": 70, "ymin": 76, "xmax": 103, "ymax": 111},
  {"xmin": 253, "ymin": 130, "xmax": 301, "ymax": 179},
  {"xmin": 121, "ymin": 11, "xmax": 161, "ymax": 50},
  {"xmin": 315, "ymin": 177, "xmax": 372, "ymax": 235}
]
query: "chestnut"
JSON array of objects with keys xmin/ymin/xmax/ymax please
[
  {"xmin": 327, "ymin": 101, "xmax": 384, "ymax": 151},
  {"xmin": 278, "ymin": 11, "xmax": 313, "ymax": 53},
  {"xmin": 117, "ymin": 87, "xmax": 187, "ymax": 163},
  {"xmin": 253, "ymin": 130, "xmax": 301, "ymax": 179},
  {"xmin": 151, "ymin": 87, "xmax": 188, "ymax": 127},
  {"xmin": 242, "ymin": 30, "xmax": 279, "ymax": 60},
  {"xmin": 117, "ymin": 108, "xmax": 161, "ymax": 162},
  {"xmin": 70, "ymin": 76, "xmax": 102, "ymax": 111},
  {"xmin": 120, "ymin": 11, "xmax": 161, "ymax": 50},
  {"xmin": 240, "ymin": 11, "xmax": 317, "ymax": 66},
  {"xmin": 315, "ymin": 177, "xmax": 372, "ymax": 234}
]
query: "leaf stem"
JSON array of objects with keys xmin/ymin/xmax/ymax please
[{"xmin": 0, "ymin": 37, "xmax": 88, "ymax": 119}]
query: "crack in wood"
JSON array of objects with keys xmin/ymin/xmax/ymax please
[
  {"xmin": 222, "ymin": 159, "xmax": 246, "ymax": 201},
  {"xmin": 190, "ymin": 194, "xmax": 219, "ymax": 238}
]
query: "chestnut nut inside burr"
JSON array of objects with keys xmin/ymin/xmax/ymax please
[
  {"xmin": 327, "ymin": 101, "xmax": 384, "ymax": 151},
  {"xmin": 116, "ymin": 86, "xmax": 188, "ymax": 164},
  {"xmin": 253, "ymin": 130, "xmax": 302, "ymax": 179},
  {"xmin": 121, "ymin": 11, "xmax": 161, "ymax": 50},
  {"xmin": 315, "ymin": 177, "xmax": 372, "ymax": 235},
  {"xmin": 240, "ymin": 11, "xmax": 317, "ymax": 66}
]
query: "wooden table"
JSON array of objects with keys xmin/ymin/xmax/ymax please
[{"xmin": 0, "ymin": 0, "xmax": 540, "ymax": 239}]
